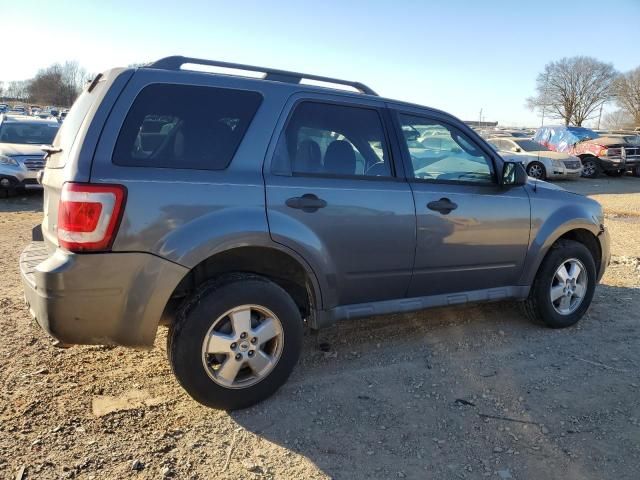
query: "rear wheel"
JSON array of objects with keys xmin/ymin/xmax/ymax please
[
  {"xmin": 168, "ymin": 274, "xmax": 303, "ymax": 410},
  {"xmin": 523, "ymin": 240, "xmax": 596, "ymax": 328},
  {"xmin": 581, "ymin": 157, "xmax": 600, "ymax": 178},
  {"xmin": 632, "ymin": 165, "xmax": 640, "ymax": 177},
  {"xmin": 526, "ymin": 162, "xmax": 546, "ymax": 180}
]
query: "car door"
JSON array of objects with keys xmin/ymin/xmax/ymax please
[
  {"xmin": 264, "ymin": 96, "xmax": 416, "ymax": 308},
  {"xmin": 392, "ymin": 109, "xmax": 531, "ymax": 297}
]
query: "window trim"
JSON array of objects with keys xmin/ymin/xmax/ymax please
[
  {"xmin": 111, "ymin": 83, "xmax": 263, "ymax": 171},
  {"xmin": 391, "ymin": 109, "xmax": 499, "ymax": 187},
  {"xmin": 270, "ymin": 98, "xmax": 401, "ymax": 182}
]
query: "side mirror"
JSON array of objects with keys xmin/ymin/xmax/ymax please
[
  {"xmin": 501, "ymin": 161, "xmax": 527, "ymax": 187},
  {"xmin": 514, "ymin": 147, "xmax": 521, "ymax": 153}
]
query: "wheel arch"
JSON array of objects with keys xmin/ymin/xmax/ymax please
[
  {"xmin": 160, "ymin": 245, "xmax": 323, "ymax": 327},
  {"xmin": 520, "ymin": 220, "xmax": 602, "ymax": 287}
]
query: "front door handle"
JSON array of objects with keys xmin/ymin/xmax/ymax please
[
  {"xmin": 427, "ymin": 198, "xmax": 458, "ymax": 215},
  {"xmin": 286, "ymin": 193, "xmax": 327, "ymax": 212}
]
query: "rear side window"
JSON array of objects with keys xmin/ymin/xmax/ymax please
[
  {"xmin": 113, "ymin": 84, "xmax": 262, "ymax": 170},
  {"xmin": 272, "ymin": 101, "xmax": 392, "ymax": 178}
]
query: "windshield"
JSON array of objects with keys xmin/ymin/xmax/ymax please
[
  {"xmin": 514, "ymin": 139, "xmax": 549, "ymax": 152},
  {"xmin": 622, "ymin": 135, "xmax": 640, "ymax": 145},
  {"xmin": 0, "ymin": 122, "xmax": 59, "ymax": 144}
]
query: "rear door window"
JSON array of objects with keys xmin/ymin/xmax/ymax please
[
  {"xmin": 113, "ymin": 84, "xmax": 262, "ymax": 170},
  {"xmin": 272, "ymin": 101, "xmax": 392, "ymax": 178}
]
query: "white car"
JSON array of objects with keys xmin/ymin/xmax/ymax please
[
  {"xmin": 488, "ymin": 137, "xmax": 582, "ymax": 180},
  {"xmin": 0, "ymin": 115, "xmax": 60, "ymax": 193}
]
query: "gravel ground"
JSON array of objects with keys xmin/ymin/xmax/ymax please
[{"xmin": 1, "ymin": 178, "xmax": 639, "ymax": 480}]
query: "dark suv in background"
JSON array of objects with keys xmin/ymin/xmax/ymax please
[{"xmin": 21, "ymin": 57, "xmax": 609, "ymax": 410}]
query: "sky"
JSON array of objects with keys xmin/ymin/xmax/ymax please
[{"xmin": 2, "ymin": 0, "xmax": 639, "ymax": 126}]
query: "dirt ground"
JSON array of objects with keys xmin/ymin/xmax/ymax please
[{"xmin": 1, "ymin": 177, "xmax": 639, "ymax": 480}]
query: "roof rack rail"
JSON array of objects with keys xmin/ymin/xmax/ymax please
[{"xmin": 148, "ymin": 56, "xmax": 378, "ymax": 96}]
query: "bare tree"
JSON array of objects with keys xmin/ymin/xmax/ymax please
[
  {"xmin": 602, "ymin": 110, "xmax": 635, "ymax": 130},
  {"xmin": 0, "ymin": 81, "xmax": 4, "ymax": 100},
  {"xmin": 613, "ymin": 67, "xmax": 640, "ymax": 127},
  {"xmin": 527, "ymin": 57, "xmax": 617, "ymax": 126},
  {"xmin": 27, "ymin": 61, "xmax": 89, "ymax": 106},
  {"xmin": 60, "ymin": 61, "xmax": 89, "ymax": 94},
  {"xmin": 5, "ymin": 80, "xmax": 29, "ymax": 101}
]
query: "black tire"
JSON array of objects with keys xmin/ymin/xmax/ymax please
[
  {"xmin": 526, "ymin": 161, "xmax": 546, "ymax": 180},
  {"xmin": 632, "ymin": 165, "xmax": 640, "ymax": 177},
  {"xmin": 523, "ymin": 239, "xmax": 596, "ymax": 328},
  {"xmin": 168, "ymin": 274, "xmax": 303, "ymax": 410},
  {"xmin": 581, "ymin": 157, "xmax": 600, "ymax": 178}
]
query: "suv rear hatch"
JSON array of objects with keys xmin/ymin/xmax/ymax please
[{"xmin": 40, "ymin": 68, "xmax": 132, "ymax": 251}]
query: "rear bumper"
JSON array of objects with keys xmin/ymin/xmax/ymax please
[{"xmin": 20, "ymin": 241, "xmax": 188, "ymax": 348}]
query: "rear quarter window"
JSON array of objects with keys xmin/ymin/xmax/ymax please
[
  {"xmin": 47, "ymin": 86, "xmax": 102, "ymax": 168},
  {"xmin": 113, "ymin": 84, "xmax": 262, "ymax": 170}
]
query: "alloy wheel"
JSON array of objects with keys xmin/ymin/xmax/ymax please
[
  {"xmin": 201, "ymin": 305, "xmax": 284, "ymax": 389},
  {"xmin": 550, "ymin": 258, "xmax": 588, "ymax": 315},
  {"xmin": 582, "ymin": 161, "xmax": 596, "ymax": 177},
  {"xmin": 527, "ymin": 163, "xmax": 544, "ymax": 178}
]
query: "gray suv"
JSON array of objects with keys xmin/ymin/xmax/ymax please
[{"xmin": 20, "ymin": 57, "xmax": 610, "ymax": 410}]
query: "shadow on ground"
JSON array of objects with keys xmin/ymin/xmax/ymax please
[
  {"xmin": 232, "ymin": 283, "xmax": 640, "ymax": 479},
  {"xmin": 563, "ymin": 175, "xmax": 640, "ymax": 196},
  {"xmin": 0, "ymin": 190, "xmax": 43, "ymax": 213}
]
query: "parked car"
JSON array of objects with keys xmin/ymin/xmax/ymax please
[
  {"xmin": 0, "ymin": 114, "xmax": 59, "ymax": 195},
  {"xmin": 20, "ymin": 57, "xmax": 610, "ymax": 410},
  {"xmin": 534, "ymin": 125, "xmax": 640, "ymax": 178},
  {"xmin": 0, "ymin": 104, "xmax": 9, "ymax": 114},
  {"xmin": 488, "ymin": 137, "xmax": 582, "ymax": 180},
  {"xmin": 9, "ymin": 106, "xmax": 27, "ymax": 116}
]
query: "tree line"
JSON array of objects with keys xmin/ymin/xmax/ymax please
[
  {"xmin": 0, "ymin": 61, "xmax": 90, "ymax": 107},
  {"xmin": 527, "ymin": 56, "xmax": 640, "ymax": 129}
]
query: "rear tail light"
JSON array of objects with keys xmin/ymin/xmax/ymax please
[{"xmin": 57, "ymin": 183, "xmax": 126, "ymax": 252}]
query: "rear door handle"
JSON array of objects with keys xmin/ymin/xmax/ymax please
[
  {"xmin": 427, "ymin": 198, "xmax": 458, "ymax": 215},
  {"xmin": 286, "ymin": 193, "xmax": 327, "ymax": 212}
]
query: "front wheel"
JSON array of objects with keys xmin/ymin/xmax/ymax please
[
  {"xmin": 526, "ymin": 161, "xmax": 546, "ymax": 180},
  {"xmin": 523, "ymin": 239, "xmax": 596, "ymax": 328},
  {"xmin": 632, "ymin": 165, "xmax": 640, "ymax": 177},
  {"xmin": 168, "ymin": 275, "xmax": 303, "ymax": 410},
  {"xmin": 581, "ymin": 157, "xmax": 600, "ymax": 178}
]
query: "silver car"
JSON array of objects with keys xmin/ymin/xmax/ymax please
[
  {"xmin": 0, "ymin": 114, "xmax": 59, "ymax": 193},
  {"xmin": 489, "ymin": 137, "xmax": 582, "ymax": 180}
]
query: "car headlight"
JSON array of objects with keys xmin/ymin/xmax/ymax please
[
  {"xmin": 0, "ymin": 155, "xmax": 19, "ymax": 166},
  {"xmin": 552, "ymin": 159, "xmax": 563, "ymax": 168}
]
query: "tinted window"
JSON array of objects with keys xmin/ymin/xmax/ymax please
[
  {"xmin": 113, "ymin": 84, "xmax": 262, "ymax": 170},
  {"xmin": 399, "ymin": 114, "xmax": 494, "ymax": 184},
  {"xmin": 273, "ymin": 102, "xmax": 392, "ymax": 178}
]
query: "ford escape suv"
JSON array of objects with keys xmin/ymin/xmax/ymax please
[{"xmin": 21, "ymin": 56, "xmax": 610, "ymax": 410}]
